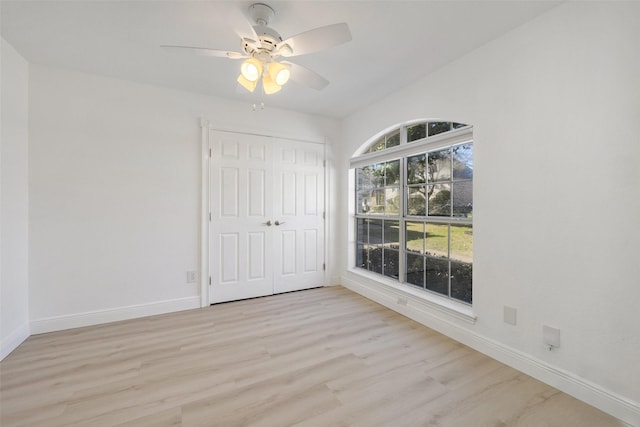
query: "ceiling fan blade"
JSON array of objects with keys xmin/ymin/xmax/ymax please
[
  {"xmin": 227, "ymin": 5, "xmax": 259, "ymax": 44},
  {"xmin": 161, "ymin": 45, "xmax": 246, "ymax": 59},
  {"xmin": 283, "ymin": 61, "xmax": 329, "ymax": 91},
  {"xmin": 278, "ymin": 23, "xmax": 351, "ymax": 57}
]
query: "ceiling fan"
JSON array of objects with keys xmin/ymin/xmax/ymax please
[{"xmin": 162, "ymin": 3, "xmax": 352, "ymax": 95}]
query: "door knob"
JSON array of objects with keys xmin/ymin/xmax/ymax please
[
  {"xmin": 274, "ymin": 220, "xmax": 286, "ymax": 226},
  {"xmin": 263, "ymin": 220, "xmax": 272, "ymax": 226}
]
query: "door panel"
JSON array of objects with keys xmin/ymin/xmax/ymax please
[
  {"xmin": 280, "ymin": 230, "xmax": 296, "ymax": 275},
  {"xmin": 247, "ymin": 232, "xmax": 266, "ymax": 280},
  {"xmin": 272, "ymin": 140, "xmax": 325, "ymax": 294},
  {"xmin": 280, "ymin": 171, "xmax": 296, "ymax": 216},
  {"xmin": 210, "ymin": 131, "xmax": 324, "ymax": 303},
  {"xmin": 304, "ymin": 174, "xmax": 318, "ymax": 215},
  {"xmin": 221, "ymin": 139, "xmax": 239, "ymax": 158},
  {"xmin": 220, "ymin": 168, "xmax": 239, "ymax": 217},
  {"xmin": 248, "ymin": 169, "xmax": 265, "ymax": 216},
  {"xmin": 210, "ymin": 132, "xmax": 273, "ymax": 303},
  {"xmin": 220, "ymin": 233, "xmax": 239, "ymax": 283},
  {"xmin": 303, "ymin": 229, "xmax": 318, "ymax": 272}
]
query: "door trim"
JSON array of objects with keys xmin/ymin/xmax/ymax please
[{"xmin": 199, "ymin": 118, "xmax": 329, "ymax": 307}]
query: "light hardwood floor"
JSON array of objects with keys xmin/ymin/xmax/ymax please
[{"xmin": 0, "ymin": 286, "xmax": 629, "ymax": 427}]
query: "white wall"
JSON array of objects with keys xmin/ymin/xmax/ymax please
[
  {"xmin": 28, "ymin": 64, "xmax": 340, "ymax": 332},
  {"xmin": 13, "ymin": 1, "xmax": 639, "ymax": 422},
  {"xmin": 1, "ymin": 38, "xmax": 30, "ymax": 360},
  {"xmin": 338, "ymin": 2, "xmax": 639, "ymax": 424}
]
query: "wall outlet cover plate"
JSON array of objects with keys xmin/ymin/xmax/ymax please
[{"xmin": 543, "ymin": 325, "xmax": 560, "ymax": 348}]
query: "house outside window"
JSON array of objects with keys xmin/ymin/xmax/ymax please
[{"xmin": 351, "ymin": 121, "xmax": 473, "ymax": 304}]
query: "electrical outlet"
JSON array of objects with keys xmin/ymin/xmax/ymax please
[
  {"xmin": 504, "ymin": 306, "xmax": 517, "ymax": 325},
  {"xmin": 397, "ymin": 297, "xmax": 408, "ymax": 306},
  {"xmin": 543, "ymin": 325, "xmax": 560, "ymax": 350},
  {"xmin": 186, "ymin": 271, "xmax": 197, "ymax": 283}
]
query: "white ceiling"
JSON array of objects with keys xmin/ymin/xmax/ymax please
[{"xmin": 1, "ymin": 1, "xmax": 560, "ymax": 119}]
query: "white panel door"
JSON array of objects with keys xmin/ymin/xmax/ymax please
[
  {"xmin": 210, "ymin": 132, "xmax": 274, "ymax": 303},
  {"xmin": 210, "ymin": 131, "xmax": 325, "ymax": 304},
  {"xmin": 271, "ymin": 140, "xmax": 325, "ymax": 294}
]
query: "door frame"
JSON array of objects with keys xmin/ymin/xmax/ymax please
[{"xmin": 199, "ymin": 118, "xmax": 330, "ymax": 307}]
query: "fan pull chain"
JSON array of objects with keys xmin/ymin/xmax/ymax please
[
  {"xmin": 252, "ymin": 85, "xmax": 266, "ymax": 111},
  {"xmin": 251, "ymin": 101, "xmax": 265, "ymax": 111}
]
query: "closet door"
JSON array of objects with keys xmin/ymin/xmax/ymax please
[
  {"xmin": 210, "ymin": 132, "xmax": 274, "ymax": 303},
  {"xmin": 209, "ymin": 131, "xmax": 325, "ymax": 304},
  {"xmin": 271, "ymin": 140, "xmax": 325, "ymax": 294}
]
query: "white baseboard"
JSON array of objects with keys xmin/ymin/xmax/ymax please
[
  {"xmin": 30, "ymin": 296, "xmax": 201, "ymax": 335},
  {"xmin": 341, "ymin": 275, "xmax": 640, "ymax": 427},
  {"xmin": 1, "ymin": 321, "xmax": 31, "ymax": 361}
]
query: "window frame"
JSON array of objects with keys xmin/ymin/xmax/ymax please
[{"xmin": 350, "ymin": 122, "xmax": 473, "ymax": 306}]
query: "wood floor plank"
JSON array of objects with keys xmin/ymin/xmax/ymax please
[{"xmin": 0, "ymin": 286, "xmax": 628, "ymax": 426}]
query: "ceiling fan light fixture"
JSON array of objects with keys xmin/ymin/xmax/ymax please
[
  {"xmin": 240, "ymin": 58, "xmax": 263, "ymax": 82},
  {"xmin": 237, "ymin": 74, "xmax": 258, "ymax": 92},
  {"xmin": 262, "ymin": 75, "xmax": 282, "ymax": 95},
  {"xmin": 163, "ymin": 4, "xmax": 353, "ymax": 97},
  {"xmin": 268, "ymin": 62, "xmax": 291, "ymax": 86}
]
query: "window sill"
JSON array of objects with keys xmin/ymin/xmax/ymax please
[{"xmin": 345, "ymin": 268, "xmax": 477, "ymax": 324}]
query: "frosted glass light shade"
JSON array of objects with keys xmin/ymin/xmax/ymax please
[
  {"xmin": 262, "ymin": 75, "xmax": 282, "ymax": 94},
  {"xmin": 240, "ymin": 58, "xmax": 263, "ymax": 82},
  {"xmin": 237, "ymin": 74, "xmax": 257, "ymax": 92},
  {"xmin": 268, "ymin": 62, "xmax": 291, "ymax": 86}
]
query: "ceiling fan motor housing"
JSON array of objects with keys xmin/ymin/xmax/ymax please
[
  {"xmin": 248, "ymin": 3, "xmax": 275, "ymax": 26},
  {"xmin": 255, "ymin": 25, "xmax": 282, "ymax": 46},
  {"xmin": 243, "ymin": 3, "xmax": 290, "ymax": 58},
  {"xmin": 242, "ymin": 25, "xmax": 290, "ymax": 60}
]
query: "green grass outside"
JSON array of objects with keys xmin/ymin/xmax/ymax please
[{"xmin": 405, "ymin": 222, "xmax": 472, "ymax": 262}]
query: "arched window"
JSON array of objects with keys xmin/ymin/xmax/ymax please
[{"xmin": 350, "ymin": 121, "xmax": 473, "ymax": 304}]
